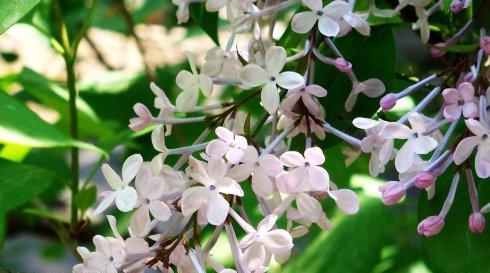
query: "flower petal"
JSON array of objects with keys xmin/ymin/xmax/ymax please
[
  {"xmin": 261, "ymin": 230, "xmax": 293, "ymax": 253},
  {"xmin": 149, "ymin": 201, "xmax": 172, "ymax": 221},
  {"xmin": 94, "ymin": 191, "xmax": 117, "ymax": 215},
  {"xmin": 291, "ymin": 11, "xmax": 318, "ymax": 34},
  {"xmin": 361, "ymin": 78, "xmax": 385, "ymax": 97},
  {"xmin": 198, "ymin": 74, "xmax": 213, "ymax": 97},
  {"xmin": 330, "ymin": 189, "xmax": 359, "ymax": 214},
  {"xmin": 307, "ymin": 166, "xmax": 329, "ymax": 191},
  {"xmin": 459, "ymin": 82, "xmax": 474, "ymax": 101},
  {"xmin": 323, "ymin": 0, "xmax": 350, "ymax": 18},
  {"xmin": 318, "ymin": 15, "xmax": 340, "ymax": 37},
  {"xmin": 242, "ymin": 242, "xmax": 266, "ymax": 271},
  {"xmin": 240, "ymin": 64, "xmax": 268, "ymax": 87},
  {"xmin": 414, "ymin": 135, "xmax": 437, "ymax": 154},
  {"xmin": 304, "ymin": 147, "xmax": 325, "ymax": 165},
  {"xmin": 258, "ymin": 154, "xmax": 283, "ymax": 176},
  {"xmin": 395, "ymin": 140, "xmax": 415, "ymax": 173},
  {"xmin": 261, "ymin": 82, "xmax": 280, "ymax": 114},
  {"xmin": 206, "ymin": 191, "xmax": 230, "ymax": 225},
  {"xmin": 115, "ymin": 186, "xmax": 138, "ymax": 212},
  {"xmin": 265, "ymin": 46, "xmax": 287, "ymax": 75},
  {"xmin": 181, "ymin": 187, "xmax": 207, "ymax": 216},
  {"xmin": 102, "ymin": 164, "xmax": 123, "ymax": 190},
  {"xmin": 453, "ymin": 136, "xmax": 480, "ymax": 164},
  {"xmin": 206, "ymin": 139, "xmax": 229, "ymax": 157},
  {"xmin": 302, "ymin": 0, "xmax": 322, "ymax": 11},
  {"xmin": 305, "ymin": 84, "xmax": 327, "ymax": 97},
  {"xmin": 217, "ymin": 177, "xmax": 244, "ymax": 196},
  {"xmin": 176, "ymin": 89, "xmax": 199, "ymax": 112},
  {"xmin": 176, "ymin": 70, "xmax": 198, "ymax": 90},
  {"xmin": 251, "ymin": 168, "xmax": 274, "ymax": 197},
  {"xmin": 280, "ymin": 151, "xmax": 305, "ymax": 167}
]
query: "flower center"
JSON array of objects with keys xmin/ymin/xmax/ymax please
[
  {"xmin": 270, "ymin": 76, "xmax": 276, "ymax": 82},
  {"xmin": 300, "ymin": 88, "xmax": 306, "ymax": 92},
  {"xmin": 412, "ymin": 132, "xmax": 419, "ymax": 138},
  {"xmin": 458, "ymin": 99, "xmax": 465, "ymax": 106},
  {"xmin": 482, "ymin": 134, "xmax": 488, "ymax": 140},
  {"xmin": 304, "ymin": 162, "xmax": 310, "ymax": 167},
  {"xmin": 108, "ymin": 256, "xmax": 114, "ymax": 262},
  {"xmin": 316, "ymin": 10, "xmax": 323, "ymax": 16},
  {"xmin": 143, "ymin": 198, "xmax": 150, "ymax": 205},
  {"xmin": 209, "ymin": 185, "xmax": 217, "ymax": 190}
]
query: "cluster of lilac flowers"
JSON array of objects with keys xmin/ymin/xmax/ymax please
[{"xmin": 73, "ymin": 0, "xmax": 490, "ymax": 272}]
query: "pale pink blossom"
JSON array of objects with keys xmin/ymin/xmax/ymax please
[
  {"xmin": 379, "ymin": 93, "xmax": 397, "ymax": 111},
  {"xmin": 381, "ymin": 113, "xmax": 438, "ymax": 173},
  {"xmin": 291, "ymin": 0, "xmax": 349, "ymax": 37},
  {"xmin": 417, "ymin": 215, "xmax": 445, "ymax": 236},
  {"xmin": 129, "ymin": 103, "xmax": 154, "ymax": 131},
  {"xmin": 337, "ymin": 11, "xmax": 370, "ymax": 37},
  {"xmin": 94, "ymin": 154, "xmax": 143, "ymax": 214},
  {"xmin": 295, "ymin": 193, "xmax": 332, "ymax": 230},
  {"xmin": 202, "ymin": 47, "xmax": 242, "ymax": 78},
  {"xmin": 150, "ymin": 82, "xmax": 175, "ymax": 136},
  {"xmin": 442, "ymin": 82, "xmax": 477, "ymax": 121},
  {"xmin": 240, "ymin": 214, "xmax": 293, "ymax": 271},
  {"xmin": 240, "ymin": 46, "xmax": 304, "ymax": 114},
  {"xmin": 206, "ymin": 126, "xmax": 248, "ymax": 164},
  {"xmin": 181, "ymin": 156, "xmax": 243, "ymax": 225},
  {"xmin": 134, "ymin": 166, "xmax": 172, "ymax": 222},
  {"xmin": 280, "ymin": 84, "xmax": 327, "ymax": 116},
  {"xmin": 227, "ymin": 146, "xmax": 283, "ymax": 197},
  {"xmin": 345, "ymin": 78, "xmax": 386, "ymax": 112},
  {"xmin": 454, "ymin": 119, "xmax": 490, "ymax": 178},
  {"xmin": 276, "ymin": 147, "xmax": 330, "ymax": 193},
  {"xmin": 74, "ymin": 235, "xmax": 126, "ymax": 273}
]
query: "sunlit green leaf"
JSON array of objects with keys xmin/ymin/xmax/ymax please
[{"xmin": 0, "ymin": 0, "xmax": 41, "ymax": 34}]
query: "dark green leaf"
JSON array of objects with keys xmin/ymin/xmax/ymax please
[
  {"xmin": 189, "ymin": 3, "xmax": 219, "ymax": 45},
  {"xmin": 0, "ymin": 159, "xmax": 57, "ymax": 212},
  {"xmin": 23, "ymin": 208, "xmax": 68, "ymax": 224},
  {"xmin": 74, "ymin": 186, "xmax": 97, "ymax": 215},
  {"xmin": 0, "ymin": 0, "xmax": 41, "ymax": 34},
  {"xmin": 418, "ymin": 166, "xmax": 490, "ymax": 273}
]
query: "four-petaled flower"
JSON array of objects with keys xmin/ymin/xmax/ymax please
[
  {"xmin": 94, "ymin": 154, "xmax": 143, "ymax": 214},
  {"xmin": 206, "ymin": 126, "xmax": 248, "ymax": 164},
  {"xmin": 291, "ymin": 0, "xmax": 349, "ymax": 37},
  {"xmin": 454, "ymin": 119, "xmax": 490, "ymax": 178},
  {"xmin": 240, "ymin": 46, "xmax": 305, "ymax": 114},
  {"xmin": 442, "ymin": 82, "xmax": 477, "ymax": 121},
  {"xmin": 181, "ymin": 156, "xmax": 244, "ymax": 225},
  {"xmin": 276, "ymin": 147, "xmax": 330, "ymax": 193}
]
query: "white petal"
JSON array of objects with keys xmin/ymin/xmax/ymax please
[
  {"xmin": 265, "ymin": 46, "xmax": 287, "ymax": 75},
  {"xmin": 291, "ymin": 12, "xmax": 318, "ymax": 34},
  {"xmin": 475, "ymin": 146, "xmax": 490, "ymax": 178},
  {"xmin": 242, "ymin": 242, "xmax": 266, "ymax": 271},
  {"xmin": 198, "ymin": 74, "xmax": 214, "ymax": 97},
  {"xmin": 318, "ymin": 15, "xmax": 340, "ymax": 37},
  {"xmin": 323, "ymin": 0, "xmax": 350, "ymax": 18},
  {"xmin": 465, "ymin": 119, "xmax": 488, "ymax": 136},
  {"xmin": 122, "ymin": 154, "xmax": 143, "ymax": 184},
  {"xmin": 176, "ymin": 70, "xmax": 198, "ymax": 90},
  {"xmin": 280, "ymin": 151, "xmax": 305, "ymax": 167},
  {"xmin": 149, "ymin": 201, "xmax": 172, "ymax": 221},
  {"xmin": 307, "ymin": 166, "xmax": 329, "ymax": 191},
  {"xmin": 414, "ymin": 135, "xmax": 437, "ymax": 154},
  {"xmin": 206, "ymin": 0, "xmax": 228, "ymax": 11},
  {"xmin": 102, "ymin": 164, "xmax": 123, "ymax": 190},
  {"xmin": 227, "ymin": 163, "xmax": 254, "ymax": 182},
  {"xmin": 206, "ymin": 191, "xmax": 230, "ymax": 225},
  {"xmin": 304, "ymin": 147, "xmax": 325, "ymax": 165},
  {"xmin": 217, "ymin": 177, "xmax": 244, "ymax": 196},
  {"xmin": 361, "ymin": 79, "xmax": 385, "ymax": 97},
  {"xmin": 176, "ymin": 89, "xmax": 199, "ymax": 112},
  {"xmin": 94, "ymin": 191, "xmax": 117, "ymax": 215},
  {"xmin": 296, "ymin": 193, "xmax": 322, "ymax": 222},
  {"xmin": 302, "ymin": 0, "xmax": 322, "ymax": 11},
  {"xmin": 240, "ymin": 64, "xmax": 268, "ymax": 87},
  {"xmin": 261, "ymin": 83, "xmax": 280, "ymax": 114},
  {"xmin": 258, "ymin": 154, "xmax": 283, "ymax": 176},
  {"xmin": 261, "ymin": 230, "xmax": 293, "ymax": 253},
  {"xmin": 251, "ymin": 169, "xmax": 274, "ymax": 197},
  {"xmin": 395, "ymin": 140, "xmax": 415, "ymax": 173},
  {"xmin": 115, "ymin": 186, "xmax": 138, "ymax": 212},
  {"xmin": 181, "ymin": 187, "xmax": 207, "ymax": 216},
  {"xmin": 208, "ymin": 156, "xmax": 228, "ymax": 180},
  {"xmin": 330, "ymin": 189, "xmax": 359, "ymax": 214},
  {"xmin": 352, "ymin": 118, "xmax": 379, "ymax": 129},
  {"xmin": 276, "ymin": 72, "xmax": 305, "ymax": 89},
  {"xmin": 453, "ymin": 136, "xmax": 480, "ymax": 164}
]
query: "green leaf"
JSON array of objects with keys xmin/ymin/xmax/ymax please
[
  {"xmin": 0, "ymin": 91, "xmax": 103, "ymax": 153},
  {"xmin": 316, "ymin": 26, "xmax": 397, "ymax": 148},
  {"xmin": 0, "ymin": 0, "xmax": 41, "ymax": 34},
  {"xmin": 189, "ymin": 3, "xmax": 220, "ymax": 45},
  {"xmin": 74, "ymin": 186, "xmax": 97, "ymax": 215},
  {"xmin": 429, "ymin": 43, "xmax": 479, "ymax": 53},
  {"xmin": 18, "ymin": 68, "xmax": 113, "ymax": 139},
  {"xmin": 0, "ymin": 159, "xmax": 57, "ymax": 212},
  {"xmin": 283, "ymin": 198, "xmax": 394, "ymax": 273},
  {"xmin": 0, "ymin": 212, "xmax": 5, "ymax": 249},
  {"xmin": 417, "ymin": 167, "xmax": 490, "ymax": 273},
  {"xmin": 442, "ymin": 0, "xmax": 452, "ymax": 13}
]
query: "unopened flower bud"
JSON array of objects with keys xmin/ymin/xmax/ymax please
[
  {"xmin": 380, "ymin": 93, "xmax": 397, "ymax": 111},
  {"xmin": 481, "ymin": 36, "xmax": 490, "ymax": 56},
  {"xmin": 430, "ymin": 42, "xmax": 446, "ymax": 58},
  {"xmin": 334, "ymin": 58, "xmax": 352, "ymax": 73},
  {"xmin": 414, "ymin": 171, "xmax": 436, "ymax": 189},
  {"xmin": 468, "ymin": 212, "xmax": 485, "ymax": 233},
  {"xmin": 450, "ymin": 0, "xmax": 465, "ymax": 13},
  {"xmin": 129, "ymin": 103, "xmax": 154, "ymax": 131},
  {"xmin": 417, "ymin": 215, "xmax": 445, "ymax": 236},
  {"xmin": 379, "ymin": 181, "xmax": 406, "ymax": 205}
]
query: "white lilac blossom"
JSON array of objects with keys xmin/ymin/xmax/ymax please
[
  {"xmin": 240, "ymin": 46, "xmax": 305, "ymax": 114},
  {"xmin": 291, "ymin": 0, "xmax": 349, "ymax": 37},
  {"xmin": 94, "ymin": 154, "xmax": 143, "ymax": 214},
  {"xmin": 442, "ymin": 82, "xmax": 478, "ymax": 121}
]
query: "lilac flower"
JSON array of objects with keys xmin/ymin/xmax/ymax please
[
  {"xmin": 454, "ymin": 119, "xmax": 490, "ymax": 178},
  {"xmin": 206, "ymin": 126, "xmax": 248, "ymax": 164},
  {"xmin": 291, "ymin": 0, "xmax": 349, "ymax": 37},
  {"xmin": 442, "ymin": 82, "xmax": 478, "ymax": 121}
]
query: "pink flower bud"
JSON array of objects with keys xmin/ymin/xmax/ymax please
[
  {"xmin": 481, "ymin": 36, "xmax": 490, "ymax": 56},
  {"xmin": 380, "ymin": 93, "xmax": 397, "ymax": 111},
  {"xmin": 450, "ymin": 0, "xmax": 465, "ymax": 13},
  {"xmin": 414, "ymin": 171, "xmax": 436, "ymax": 189},
  {"xmin": 334, "ymin": 58, "xmax": 352, "ymax": 73},
  {"xmin": 129, "ymin": 103, "xmax": 154, "ymax": 131},
  {"xmin": 430, "ymin": 42, "xmax": 446, "ymax": 58},
  {"xmin": 417, "ymin": 215, "xmax": 445, "ymax": 236},
  {"xmin": 468, "ymin": 212, "xmax": 485, "ymax": 233},
  {"xmin": 379, "ymin": 181, "xmax": 406, "ymax": 205}
]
